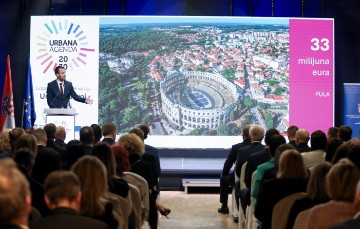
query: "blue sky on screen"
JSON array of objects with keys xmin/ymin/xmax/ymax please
[{"xmin": 100, "ymin": 16, "xmax": 289, "ymax": 26}]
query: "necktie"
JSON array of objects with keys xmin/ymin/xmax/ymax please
[{"xmin": 59, "ymin": 83, "xmax": 63, "ymax": 97}]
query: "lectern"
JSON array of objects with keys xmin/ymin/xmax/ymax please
[{"xmin": 44, "ymin": 108, "xmax": 78, "ymax": 140}]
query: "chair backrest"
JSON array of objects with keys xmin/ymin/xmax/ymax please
[
  {"xmin": 122, "ymin": 171, "xmax": 150, "ymax": 221},
  {"xmin": 293, "ymin": 208, "xmax": 311, "ymax": 229},
  {"xmin": 271, "ymin": 192, "xmax": 307, "ymax": 229},
  {"xmin": 128, "ymin": 183, "xmax": 143, "ymax": 228},
  {"xmin": 239, "ymin": 161, "xmax": 247, "ymax": 189}
]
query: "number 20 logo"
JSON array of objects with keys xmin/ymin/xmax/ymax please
[{"xmin": 311, "ymin": 38, "xmax": 330, "ymax": 51}]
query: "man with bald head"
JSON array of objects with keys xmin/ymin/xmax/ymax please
[{"xmin": 295, "ymin": 129, "xmax": 311, "ymax": 152}]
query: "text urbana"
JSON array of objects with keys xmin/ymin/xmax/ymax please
[{"xmin": 49, "ymin": 40, "xmax": 78, "ymax": 52}]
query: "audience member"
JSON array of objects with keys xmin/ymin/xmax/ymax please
[
  {"xmin": 101, "ymin": 123, "xmax": 117, "ymax": 145},
  {"xmin": 71, "ymin": 156, "xmax": 124, "ymax": 229},
  {"xmin": 286, "ymin": 162, "xmax": 331, "ymax": 229},
  {"xmin": 294, "ymin": 129, "xmax": 311, "ymax": 152},
  {"xmin": 218, "ymin": 125, "xmax": 251, "ymax": 214},
  {"xmin": 80, "ymin": 126, "xmax": 94, "ymax": 155},
  {"xmin": 44, "ymin": 123, "xmax": 65, "ymax": 155},
  {"xmin": 14, "ymin": 133, "xmax": 38, "ymax": 157},
  {"xmin": 0, "ymin": 158, "xmax": 32, "ymax": 229},
  {"xmin": 251, "ymin": 135, "xmax": 288, "ymax": 207},
  {"xmin": 64, "ymin": 140, "xmax": 85, "ymax": 170},
  {"xmin": 331, "ymin": 180, "xmax": 360, "ymax": 228},
  {"xmin": 347, "ymin": 138, "xmax": 360, "ymax": 170},
  {"xmin": 9, "ymin": 127, "xmax": 25, "ymax": 152},
  {"xmin": 239, "ymin": 128, "xmax": 281, "ymax": 214},
  {"xmin": 327, "ymin": 127, "xmax": 339, "ymax": 141},
  {"xmin": 332, "ymin": 141, "xmax": 350, "ymax": 164},
  {"xmin": 30, "ymin": 171, "xmax": 108, "ymax": 229},
  {"xmin": 338, "ymin": 125, "xmax": 352, "ymax": 142},
  {"xmin": 91, "ymin": 124, "xmax": 102, "ymax": 144},
  {"xmin": 118, "ymin": 133, "xmax": 158, "ymax": 229},
  {"xmin": 306, "ymin": 159, "xmax": 360, "ymax": 229},
  {"xmin": 31, "ymin": 147, "xmax": 61, "ymax": 185},
  {"xmin": 54, "ymin": 126, "xmax": 67, "ymax": 151},
  {"xmin": 287, "ymin": 125, "xmax": 299, "ymax": 147},
  {"xmin": 301, "ymin": 130, "xmax": 327, "ymax": 168},
  {"xmin": 13, "ymin": 148, "xmax": 49, "ymax": 217},
  {"xmin": 32, "ymin": 128, "xmax": 47, "ymax": 152},
  {"xmin": 325, "ymin": 137, "xmax": 343, "ymax": 162},
  {"xmin": 255, "ymin": 149, "xmax": 308, "ymax": 229},
  {"xmin": 0, "ymin": 129, "xmax": 12, "ymax": 158},
  {"xmin": 138, "ymin": 124, "xmax": 161, "ymax": 179}
]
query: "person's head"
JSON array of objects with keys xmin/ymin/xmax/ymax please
[
  {"xmin": 44, "ymin": 171, "xmax": 81, "ymax": 211},
  {"xmin": 327, "ymin": 127, "xmax": 339, "ymax": 141},
  {"xmin": 25, "ymin": 128, "xmax": 34, "ymax": 134},
  {"xmin": 268, "ymin": 135, "xmax": 286, "ymax": 157},
  {"xmin": 325, "ymin": 137, "xmax": 343, "ymax": 162},
  {"xmin": 129, "ymin": 128, "xmax": 144, "ymax": 141},
  {"xmin": 277, "ymin": 149, "xmax": 308, "ymax": 179},
  {"xmin": 111, "ymin": 144, "xmax": 130, "ymax": 175},
  {"xmin": 327, "ymin": 158, "xmax": 360, "ymax": 202},
  {"xmin": 274, "ymin": 144, "xmax": 296, "ymax": 170},
  {"xmin": 54, "ymin": 66, "xmax": 66, "ymax": 82},
  {"xmin": 55, "ymin": 126, "xmax": 66, "ymax": 142},
  {"xmin": 31, "ymin": 148, "xmax": 61, "ymax": 184},
  {"xmin": 249, "ymin": 125, "xmax": 265, "ymax": 142},
  {"xmin": 14, "ymin": 133, "xmax": 37, "ymax": 157},
  {"xmin": 44, "ymin": 123, "xmax": 57, "ymax": 140},
  {"xmin": 0, "ymin": 158, "xmax": 31, "ymax": 226},
  {"xmin": 71, "ymin": 156, "xmax": 108, "ymax": 216},
  {"xmin": 287, "ymin": 125, "xmax": 299, "ymax": 141},
  {"xmin": 9, "ymin": 128, "xmax": 25, "ymax": 152},
  {"xmin": 295, "ymin": 129, "xmax": 310, "ymax": 145},
  {"xmin": 118, "ymin": 133, "xmax": 145, "ymax": 156},
  {"xmin": 242, "ymin": 125, "xmax": 251, "ymax": 141},
  {"xmin": 79, "ymin": 126, "xmax": 94, "ymax": 146},
  {"xmin": 264, "ymin": 128, "xmax": 280, "ymax": 146},
  {"xmin": 32, "ymin": 128, "xmax": 47, "ymax": 146},
  {"xmin": 13, "ymin": 148, "xmax": 35, "ymax": 173},
  {"xmin": 310, "ymin": 130, "xmax": 327, "ymax": 151},
  {"xmin": 92, "ymin": 142, "xmax": 116, "ymax": 179},
  {"xmin": 90, "ymin": 124, "xmax": 102, "ymax": 144},
  {"xmin": 0, "ymin": 129, "xmax": 11, "ymax": 152},
  {"xmin": 64, "ymin": 140, "xmax": 84, "ymax": 170},
  {"xmin": 338, "ymin": 125, "xmax": 353, "ymax": 142},
  {"xmin": 332, "ymin": 141, "xmax": 350, "ymax": 164},
  {"xmin": 306, "ymin": 162, "xmax": 331, "ymax": 202},
  {"xmin": 102, "ymin": 123, "xmax": 116, "ymax": 139},
  {"xmin": 138, "ymin": 124, "xmax": 150, "ymax": 140},
  {"xmin": 347, "ymin": 138, "xmax": 360, "ymax": 170}
]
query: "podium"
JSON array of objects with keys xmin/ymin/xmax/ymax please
[{"xmin": 44, "ymin": 108, "xmax": 78, "ymax": 141}]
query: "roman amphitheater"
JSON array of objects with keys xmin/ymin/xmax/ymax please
[{"xmin": 160, "ymin": 71, "xmax": 240, "ymax": 130}]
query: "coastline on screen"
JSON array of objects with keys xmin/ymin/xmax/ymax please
[{"xmin": 30, "ymin": 16, "xmax": 334, "ymax": 148}]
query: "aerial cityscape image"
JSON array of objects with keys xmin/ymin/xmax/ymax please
[{"xmin": 98, "ymin": 17, "xmax": 290, "ymax": 136}]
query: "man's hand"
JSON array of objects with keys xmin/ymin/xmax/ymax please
[{"xmin": 85, "ymin": 96, "xmax": 94, "ymax": 105}]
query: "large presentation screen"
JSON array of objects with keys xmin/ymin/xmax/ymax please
[{"xmin": 30, "ymin": 16, "xmax": 334, "ymax": 147}]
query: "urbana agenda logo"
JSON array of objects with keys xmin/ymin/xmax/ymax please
[{"xmin": 35, "ymin": 19, "xmax": 95, "ymax": 74}]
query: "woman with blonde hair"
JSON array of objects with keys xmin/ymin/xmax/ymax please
[
  {"xmin": 71, "ymin": 156, "xmax": 126, "ymax": 229},
  {"xmin": 255, "ymin": 149, "xmax": 308, "ymax": 229},
  {"xmin": 306, "ymin": 159, "xmax": 360, "ymax": 229}
]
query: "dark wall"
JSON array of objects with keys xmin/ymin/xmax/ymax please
[{"xmin": 0, "ymin": 0, "xmax": 359, "ymax": 128}]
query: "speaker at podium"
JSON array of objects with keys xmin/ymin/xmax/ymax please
[{"xmin": 44, "ymin": 108, "xmax": 78, "ymax": 141}]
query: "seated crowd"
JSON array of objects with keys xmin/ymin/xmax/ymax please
[
  {"xmin": 0, "ymin": 123, "xmax": 169, "ymax": 229},
  {"xmin": 218, "ymin": 124, "xmax": 360, "ymax": 229}
]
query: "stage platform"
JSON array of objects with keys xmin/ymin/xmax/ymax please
[{"xmin": 157, "ymin": 148, "xmax": 230, "ymax": 190}]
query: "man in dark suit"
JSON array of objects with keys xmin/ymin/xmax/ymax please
[
  {"xmin": 217, "ymin": 125, "xmax": 251, "ymax": 214},
  {"xmin": 30, "ymin": 171, "xmax": 108, "ymax": 229},
  {"xmin": 54, "ymin": 126, "xmax": 67, "ymax": 151},
  {"xmin": 79, "ymin": 126, "xmax": 94, "ymax": 155},
  {"xmin": 287, "ymin": 125, "xmax": 298, "ymax": 147},
  {"xmin": 46, "ymin": 66, "xmax": 93, "ymax": 108},
  {"xmin": 101, "ymin": 123, "xmax": 117, "ymax": 145},
  {"xmin": 0, "ymin": 159, "xmax": 32, "ymax": 229}
]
